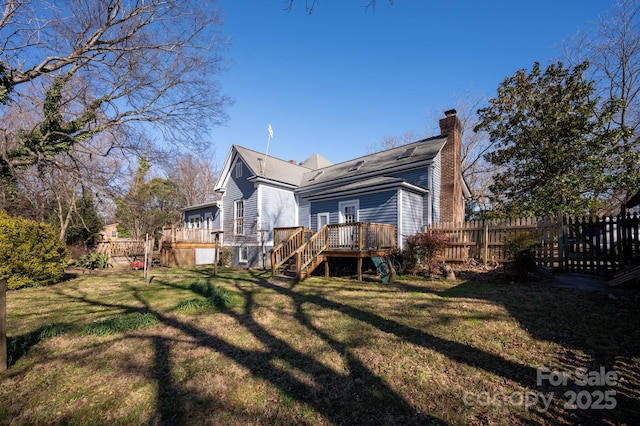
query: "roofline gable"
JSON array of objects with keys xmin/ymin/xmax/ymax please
[{"xmin": 214, "ymin": 146, "xmax": 243, "ymax": 192}]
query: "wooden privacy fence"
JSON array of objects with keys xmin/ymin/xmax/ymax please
[
  {"xmin": 425, "ymin": 212, "xmax": 640, "ymax": 276},
  {"xmin": 96, "ymin": 239, "xmax": 146, "ymax": 258},
  {"xmin": 425, "ymin": 216, "xmax": 558, "ymax": 269}
]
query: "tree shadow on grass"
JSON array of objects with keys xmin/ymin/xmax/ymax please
[
  {"xmin": 19, "ymin": 267, "xmax": 634, "ymax": 424},
  {"xmin": 7, "ymin": 322, "xmax": 73, "ymax": 367},
  {"xmin": 43, "ymin": 274, "xmax": 439, "ymax": 424},
  {"xmin": 436, "ymin": 279, "xmax": 640, "ymax": 424}
]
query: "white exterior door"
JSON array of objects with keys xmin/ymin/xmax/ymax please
[
  {"xmin": 338, "ymin": 200, "xmax": 359, "ymax": 247},
  {"xmin": 339, "ymin": 200, "xmax": 358, "ymax": 224}
]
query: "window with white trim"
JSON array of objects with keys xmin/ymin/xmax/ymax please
[
  {"xmin": 234, "ymin": 200, "xmax": 244, "ymax": 235},
  {"xmin": 239, "ymin": 246, "xmax": 248, "ymax": 263},
  {"xmin": 317, "ymin": 212, "xmax": 330, "ymax": 229},
  {"xmin": 235, "ymin": 162, "xmax": 243, "ymax": 178},
  {"xmin": 189, "ymin": 216, "xmax": 201, "ymax": 228}
]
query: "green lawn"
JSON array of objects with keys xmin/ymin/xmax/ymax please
[{"xmin": 1, "ymin": 267, "xmax": 638, "ymax": 425}]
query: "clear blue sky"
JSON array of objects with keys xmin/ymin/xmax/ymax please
[{"xmin": 210, "ymin": 0, "xmax": 613, "ymax": 167}]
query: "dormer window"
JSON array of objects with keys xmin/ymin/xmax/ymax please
[
  {"xmin": 235, "ymin": 162, "xmax": 243, "ymax": 178},
  {"xmin": 349, "ymin": 160, "xmax": 365, "ymax": 171},
  {"xmin": 397, "ymin": 147, "xmax": 417, "ymax": 160}
]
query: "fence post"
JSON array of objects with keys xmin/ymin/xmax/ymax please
[
  {"xmin": 557, "ymin": 211, "xmax": 565, "ymax": 272},
  {"xmin": 1, "ymin": 279, "xmax": 6, "ymax": 372},
  {"xmin": 482, "ymin": 221, "xmax": 489, "ymax": 265}
]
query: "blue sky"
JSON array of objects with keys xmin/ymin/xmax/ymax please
[{"xmin": 210, "ymin": 0, "xmax": 614, "ymax": 167}]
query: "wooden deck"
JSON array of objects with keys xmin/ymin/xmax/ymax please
[
  {"xmin": 159, "ymin": 227, "xmax": 223, "ymax": 267},
  {"xmin": 272, "ymin": 223, "xmax": 397, "ymax": 281}
]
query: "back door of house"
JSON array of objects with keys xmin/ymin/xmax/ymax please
[{"xmin": 339, "ymin": 200, "xmax": 358, "ymax": 248}]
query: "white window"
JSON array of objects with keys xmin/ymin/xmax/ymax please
[
  {"xmin": 189, "ymin": 216, "xmax": 201, "ymax": 228},
  {"xmin": 110, "ymin": 230, "xmax": 118, "ymax": 238},
  {"xmin": 239, "ymin": 246, "xmax": 248, "ymax": 263},
  {"xmin": 234, "ymin": 200, "xmax": 244, "ymax": 235},
  {"xmin": 235, "ymin": 162, "xmax": 243, "ymax": 178},
  {"xmin": 317, "ymin": 212, "xmax": 330, "ymax": 229},
  {"xmin": 204, "ymin": 214, "xmax": 212, "ymax": 229}
]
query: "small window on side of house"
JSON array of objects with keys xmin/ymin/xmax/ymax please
[
  {"xmin": 239, "ymin": 246, "xmax": 248, "ymax": 263},
  {"xmin": 235, "ymin": 162, "xmax": 243, "ymax": 178},
  {"xmin": 234, "ymin": 200, "xmax": 244, "ymax": 235}
]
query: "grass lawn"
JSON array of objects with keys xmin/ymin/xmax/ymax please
[{"xmin": 1, "ymin": 266, "xmax": 639, "ymax": 425}]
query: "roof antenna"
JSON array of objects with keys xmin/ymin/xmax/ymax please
[{"xmin": 262, "ymin": 124, "xmax": 274, "ymax": 175}]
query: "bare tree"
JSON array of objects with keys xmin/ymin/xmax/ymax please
[
  {"xmin": 365, "ymin": 130, "xmax": 421, "ymax": 154},
  {"xmin": 562, "ymin": 0, "xmax": 640, "ymax": 206},
  {"xmin": 283, "ymin": 0, "xmax": 392, "ymax": 14},
  {"xmin": 0, "ymin": 0, "xmax": 230, "ymax": 180},
  {"xmin": 163, "ymin": 153, "xmax": 219, "ymax": 208}
]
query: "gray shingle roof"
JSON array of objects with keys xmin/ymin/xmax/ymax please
[
  {"xmin": 299, "ymin": 136, "xmax": 447, "ymax": 188},
  {"xmin": 307, "ymin": 176, "xmax": 428, "ymax": 199},
  {"xmin": 231, "ymin": 135, "xmax": 446, "ymax": 189},
  {"xmin": 233, "ymin": 145, "xmax": 312, "ymax": 186},
  {"xmin": 299, "ymin": 153, "xmax": 333, "ymax": 170}
]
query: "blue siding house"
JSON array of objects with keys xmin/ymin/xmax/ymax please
[{"xmin": 180, "ymin": 110, "xmax": 467, "ymax": 270}]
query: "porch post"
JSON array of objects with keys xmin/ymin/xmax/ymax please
[{"xmin": 357, "ymin": 257, "xmax": 363, "ymax": 282}]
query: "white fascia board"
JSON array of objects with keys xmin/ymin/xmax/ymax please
[
  {"xmin": 214, "ymin": 148, "xmax": 238, "ymax": 191},
  {"xmin": 249, "ymin": 176, "xmax": 298, "ymax": 190}
]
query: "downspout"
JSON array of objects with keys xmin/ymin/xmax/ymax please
[{"xmin": 397, "ymin": 188, "xmax": 403, "ymax": 250}]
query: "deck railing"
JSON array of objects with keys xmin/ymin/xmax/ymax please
[
  {"xmin": 161, "ymin": 227, "xmax": 222, "ymax": 244},
  {"xmin": 271, "ymin": 227, "xmax": 305, "ymax": 274},
  {"xmin": 296, "ymin": 226, "xmax": 329, "ymax": 281},
  {"xmin": 326, "ymin": 222, "xmax": 396, "ymax": 250}
]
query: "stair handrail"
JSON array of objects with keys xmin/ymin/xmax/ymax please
[
  {"xmin": 295, "ymin": 225, "xmax": 329, "ymax": 281},
  {"xmin": 271, "ymin": 227, "xmax": 305, "ymax": 276}
]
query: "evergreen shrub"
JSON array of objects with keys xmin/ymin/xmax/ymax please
[{"xmin": 0, "ymin": 211, "xmax": 69, "ymax": 289}]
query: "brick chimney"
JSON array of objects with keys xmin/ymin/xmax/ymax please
[{"xmin": 438, "ymin": 109, "xmax": 464, "ymax": 223}]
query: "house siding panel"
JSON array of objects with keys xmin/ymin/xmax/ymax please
[
  {"xmin": 401, "ymin": 189, "xmax": 423, "ymax": 240},
  {"xmin": 309, "ymin": 190, "xmax": 397, "ymax": 231},
  {"xmin": 260, "ymin": 186, "xmax": 297, "ymax": 242},
  {"xmin": 298, "ymin": 198, "xmax": 310, "ymax": 229},
  {"xmin": 358, "ymin": 190, "xmax": 397, "ymax": 225},
  {"xmin": 388, "ymin": 166, "xmax": 430, "ymax": 188},
  {"xmin": 310, "ymin": 199, "xmax": 340, "ymax": 230},
  {"xmin": 223, "ymin": 159, "xmax": 259, "ymax": 267}
]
